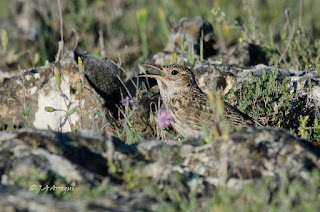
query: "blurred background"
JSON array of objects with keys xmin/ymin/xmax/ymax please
[{"xmin": 0, "ymin": 0, "xmax": 319, "ymax": 71}]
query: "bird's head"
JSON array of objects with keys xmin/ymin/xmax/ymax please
[{"xmin": 139, "ymin": 64, "xmax": 196, "ymax": 94}]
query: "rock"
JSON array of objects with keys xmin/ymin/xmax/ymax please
[
  {"xmin": 0, "ymin": 51, "xmax": 122, "ymax": 132},
  {"xmin": 0, "ymin": 128, "xmax": 157, "ymax": 211},
  {"xmin": 0, "ymin": 182, "xmax": 168, "ymax": 212},
  {"xmin": 0, "ymin": 127, "xmax": 319, "ymax": 211},
  {"xmin": 0, "ymin": 128, "xmax": 124, "ymax": 186},
  {"xmin": 0, "ymin": 184, "xmax": 85, "ymax": 212},
  {"xmin": 165, "ymin": 16, "xmax": 216, "ymax": 58},
  {"xmin": 136, "ymin": 127, "xmax": 320, "ymax": 182},
  {"xmin": 164, "ymin": 17, "xmax": 267, "ymax": 67},
  {"xmin": 74, "ymin": 52, "xmax": 121, "ymax": 115},
  {"xmin": 224, "ymin": 41, "xmax": 268, "ymax": 67}
]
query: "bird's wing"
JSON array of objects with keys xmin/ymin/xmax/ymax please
[
  {"xmin": 189, "ymin": 92, "xmax": 258, "ymax": 127},
  {"xmin": 170, "ymin": 92, "xmax": 216, "ymax": 130},
  {"xmin": 185, "ymin": 92, "xmax": 217, "ymax": 129},
  {"xmin": 223, "ymin": 102, "xmax": 256, "ymax": 126}
]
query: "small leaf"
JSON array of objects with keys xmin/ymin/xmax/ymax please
[
  {"xmin": 34, "ymin": 52, "xmax": 40, "ymax": 65},
  {"xmin": 53, "ymin": 66, "xmax": 61, "ymax": 86},
  {"xmin": 45, "ymin": 107, "xmax": 56, "ymax": 112},
  {"xmin": 77, "ymin": 79, "xmax": 82, "ymax": 93},
  {"xmin": 138, "ymin": 65, "xmax": 147, "ymax": 74},
  {"xmin": 1, "ymin": 29, "xmax": 8, "ymax": 51},
  {"xmin": 67, "ymin": 108, "xmax": 77, "ymax": 115},
  {"xmin": 78, "ymin": 56, "xmax": 84, "ymax": 76}
]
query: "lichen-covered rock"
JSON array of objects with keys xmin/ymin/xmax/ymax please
[
  {"xmin": 0, "ymin": 128, "xmax": 158, "ymax": 211},
  {"xmin": 224, "ymin": 41, "xmax": 268, "ymax": 67},
  {"xmin": 136, "ymin": 127, "xmax": 320, "ymax": 183},
  {"xmin": 0, "ymin": 129, "xmax": 123, "ymax": 186},
  {"xmin": 164, "ymin": 17, "xmax": 268, "ymax": 67},
  {"xmin": 74, "ymin": 52, "xmax": 121, "ymax": 115},
  {"xmin": 165, "ymin": 16, "xmax": 216, "ymax": 58},
  {"xmin": 0, "ymin": 51, "xmax": 122, "ymax": 133},
  {"xmin": 0, "ymin": 127, "xmax": 319, "ymax": 211},
  {"xmin": 0, "ymin": 184, "xmax": 86, "ymax": 212}
]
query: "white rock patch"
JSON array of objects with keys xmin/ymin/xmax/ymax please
[{"xmin": 33, "ymin": 76, "xmax": 79, "ymax": 132}]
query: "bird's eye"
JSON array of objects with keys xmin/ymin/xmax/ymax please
[{"xmin": 171, "ymin": 70, "xmax": 178, "ymax": 75}]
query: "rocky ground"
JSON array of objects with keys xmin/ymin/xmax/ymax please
[
  {"xmin": 1, "ymin": 2, "xmax": 320, "ymax": 211},
  {"xmin": 0, "ymin": 127, "xmax": 319, "ymax": 211}
]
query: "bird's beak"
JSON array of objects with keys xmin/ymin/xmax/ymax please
[{"xmin": 138, "ymin": 63, "xmax": 166, "ymax": 81}]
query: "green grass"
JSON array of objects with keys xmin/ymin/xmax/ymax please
[
  {"xmin": 225, "ymin": 67, "xmax": 294, "ymax": 128},
  {"xmin": 12, "ymin": 163, "xmax": 320, "ymax": 211},
  {"xmin": 208, "ymin": 170, "xmax": 320, "ymax": 212},
  {"xmin": 2, "ymin": 0, "xmax": 320, "ymax": 70}
]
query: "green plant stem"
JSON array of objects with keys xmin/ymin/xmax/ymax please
[{"xmin": 58, "ymin": 86, "xmax": 73, "ymax": 130}]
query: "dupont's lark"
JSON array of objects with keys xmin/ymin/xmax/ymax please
[{"xmin": 140, "ymin": 64, "xmax": 257, "ymax": 138}]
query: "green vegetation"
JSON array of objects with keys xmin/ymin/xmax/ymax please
[
  {"xmin": 26, "ymin": 0, "xmax": 319, "ymax": 143},
  {"xmin": 225, "ymin": 67, "xmax": 294, "ymax": 128},
  {"xmin": 14, "ymin": 168, "xmax": 48, "ymax": 189},
  {"xmin": 114, "ymin": 96, "xmax": 143, "ymax": 144},
  {"xmin": 19, "ymin": 70, "xmax": 31, "ymax": 128},
  {"xmin": 13, "ymin": 165, "xmax": 320, "ymax": 211},
  {"xmin": 208, "ymin": 170, "xmax": 320, "ymax": 212},
  {"xmin": 204, "ymin": 91, "xmax": 232, "ymax": 143},
  {"xmin": 1, "ymin": 0, "xmax": 319, "ymax": 70},
  {"xmin": 2, "ymin": 0, "xmax": 320, "ymax": 210},
  {"xmin": 44, "ymin": 65, "xmax": 78, "ymax": 131}
]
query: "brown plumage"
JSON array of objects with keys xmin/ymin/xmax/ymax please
[{"xmin": 140, "ymin": 64, "xmax": 257, "ymax": 137}]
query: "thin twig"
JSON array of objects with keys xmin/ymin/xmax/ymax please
[
  {"xmin": 58, "ymin": 0, "xmax": 63, "ymax": 44},
  {"xmin": 117, "ymin": 75, "xmax": 133, "ymax": 99},
  {"xmin": 299, "ymin": 0, "xmax": 303, "ymax": 29},
  {"xmin": 55, "ymin": 0, "xmax": 64, "ymax": 62},
  {"xmin": 306, "ymin": 127, "xmax": 320, "ymax": 130},
  {"xmin": 279, "ymin": 23, "xmax": 296, "ymax": 64},
  {"xmin": 58, "ymin": 86, "xmax": 73, "ymax": 130},
  {"xmin": 79, "ymin": 88, "xmax": 83, "ymax": 129}
]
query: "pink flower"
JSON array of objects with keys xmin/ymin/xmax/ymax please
[
  {"xmin": 129, "ymin": 99, "xmax": 137, "ymax": 109},
  {"xmin": 156, "ymin": 110, "xmax": 171, "ymax": 128},
  {"xmin": 120, "ymin": 97, "xmax": 137, "ymax": 108},
  {"xmin": 120, "ymin": 97, "xmax": 130, "ymax": 106}
]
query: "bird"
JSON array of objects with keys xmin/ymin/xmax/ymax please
[{"xmin": 139, "ymin": 64, "xmax": 258, "ymax": 138}]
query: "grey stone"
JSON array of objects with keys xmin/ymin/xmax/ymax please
[
  {"xmin": 0, "ymin": 51, "xmax": 121, "ymax": 133},
  {"xmin": 165, "ymin": 16, "xmax": 216, "ymax": 58},
  {"xmin": 0, "ymin": 126, "xmax": 319, "ymax": 211}
]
